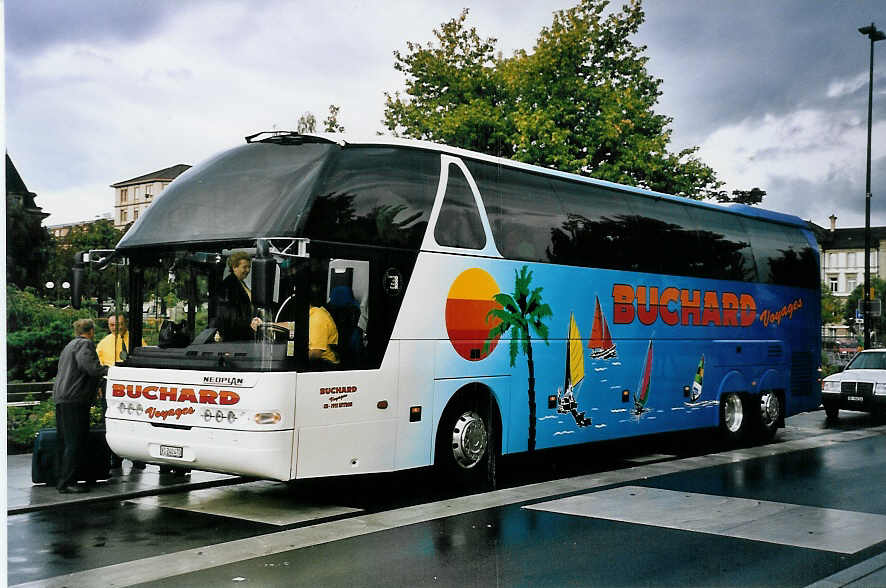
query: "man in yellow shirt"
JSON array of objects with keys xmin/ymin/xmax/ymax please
[{"xmin": 97, "ymin": 315, "xmax": 144, "ymax": 366}]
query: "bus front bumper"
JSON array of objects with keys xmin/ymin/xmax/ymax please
[{"xmin": 105, "ymin": 417, "xmax": 295, "ymax": 481}]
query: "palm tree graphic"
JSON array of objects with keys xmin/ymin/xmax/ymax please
[{"xmin": 483, "ymin": 265, "xmax": 552, "ymax": 452}]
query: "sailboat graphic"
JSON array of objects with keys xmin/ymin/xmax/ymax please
[
  {"xmin": 557, "ymin": 313, "xmax": 592, "ymax": 427},
  {"xmin": 633, "ymin": 340, "xmax": 653, "ymax": 416},
  {"xmin": 588, "ymin": 297, "xmax": 617, "ymax": 360},
  {"xmin": 690, "ymin": 354, "xmax": 704, "ymax": 402}
]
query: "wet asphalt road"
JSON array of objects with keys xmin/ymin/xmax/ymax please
[{"xmin": 8, "ymin": 409, "xmax": 886, "ymax": 587}]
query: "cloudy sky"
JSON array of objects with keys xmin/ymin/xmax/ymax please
[{"xmin": 5, "ymin": 0, "xmax": 886, "ymax": 229}]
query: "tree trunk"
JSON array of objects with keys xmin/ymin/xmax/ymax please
[{"xmin": 526, "ymin": 334, "xmax": 536, "ymax": 452}]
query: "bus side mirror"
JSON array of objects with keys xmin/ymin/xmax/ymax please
[
  {"xmin": 71, "ymin": 251, "xmax": 87, "ymax": 309},
  {"xmin": 251, "ymin": 256, "xmax": 277, "ymax": 309}
]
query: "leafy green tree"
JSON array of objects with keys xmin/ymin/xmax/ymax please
[
  {"xmin": 716, "ymin": 187, "xmax": 766, "ymax": 206},
  {"xmin": 46, "ymin": 219, "xmax": 124, "ymax": 312},
  {"xmin": 843, "ymin": 277, "xmax": 886, "ymax": 342},
  {"xmin": 6, "ymin": 285, "xmax": 102, "ymax": 382},
  {"xmin": 821, "ymin": 283, "xmax": 843, "ymax": 325},
  {"xmin": 324, "ymin": 105, "xmax": 345, "ymax": 133},
  {"xmin": 484, "ymin": 266, "xmax": 552, "ymax": 451},
  {"xmin": 6, "ymin": 202, "xmax": 53, "ymax": 290},
  {"xmin": 384, "ymin": 1, "xmax": 724, "ymax": 199},
  {"xmin": 297, "ymin": 112, "xmax": 317, "ymax": 133}
]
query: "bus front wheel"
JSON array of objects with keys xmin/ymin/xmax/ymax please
[
  {"xmin": 720, "ymin": 392, "xmax": 748, "ymax": 443},
  {"xmin": 436, "ymin": 402, "xmax": 497, "ymax": 490}
]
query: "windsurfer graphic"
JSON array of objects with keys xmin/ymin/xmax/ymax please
[{"xmin": 556, "ymin": 313, "xmax": 592, "ymax": 427}]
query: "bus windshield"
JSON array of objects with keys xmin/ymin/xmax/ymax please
[
  {"xmin": 121, "ymin": 244, "xmax": 365, "ymax": 374},
  {"xmin": 117, "ymin": 141, "xmax": 336, "ymax": 249}
]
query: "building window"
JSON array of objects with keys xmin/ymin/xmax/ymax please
[
  {"xmin": 848, "ymin": 278, "xmax": 857, "ymax": 292},
  {"xmin": 847, "ymin": 252, "xmax": 855, "ymax": 267},
  {"xmin": 120, "ymin": 188, "xmax": 128, "ymax": 203},
  {"xmin": 872, "ymin": 251, "xmax": 878, "ymax": 267},
  {"xmin": 121, "ymin": 210, "xmax": 128, "ymax": 223},
  {"xmin": 830, "ymin": 277, "xmax": 839, "ymax": 293},
  {"xmin": 134, "ymin": 209, "xmax": 139, "ymax": 221},
  {"xmin": 828, "ymin": 253, "xmax": 836, "ymax": 268},
  {"xmin": 144, "ymin": 193, "xmax": 152, "ymax": 200}
]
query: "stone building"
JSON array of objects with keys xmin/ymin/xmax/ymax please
[{"xmin": 111, "ymin": 164, "xmax": 190, "ymax": 230}]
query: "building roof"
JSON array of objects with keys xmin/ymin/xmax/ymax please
[
  {"xmin": 6, "ymin": 153, "xmax": 49, "ymax": 218},
  {"xmin": 809, "ymin": 222, "xmax": 886, "ymax": 250},
  {"xmin": 110, "ymin": 164, "xmax": 191, "ymax": 188}
]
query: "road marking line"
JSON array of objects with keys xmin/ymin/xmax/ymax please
[
  {"xmin": 526, "ymin": 486, "xmax": 886, "ymax": 554},
  {"xmin": 15, "ymin": 425, "xmax": 886, "ymax": 588}
]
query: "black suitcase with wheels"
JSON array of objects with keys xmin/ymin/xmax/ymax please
[{"xmin": 31, "ymin": 427, "xmax": 112, "ymax": 485}]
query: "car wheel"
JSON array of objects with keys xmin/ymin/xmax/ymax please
[{"xmin": 824, "ymin": 403, "xmax": 839, "ymax": 421}]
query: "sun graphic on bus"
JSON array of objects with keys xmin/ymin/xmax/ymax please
[{"xmin": 445, "ymin": 268, "xmax": 503, "ymax": 361}]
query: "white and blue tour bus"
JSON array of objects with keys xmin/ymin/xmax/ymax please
[{"xmin": 73, "ymin": 132, "xmax": 822, "ymax": 486}]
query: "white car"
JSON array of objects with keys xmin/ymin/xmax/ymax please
[{"xmin": 821, "ymin": 349, "xmax": 886, "ymax": 420}]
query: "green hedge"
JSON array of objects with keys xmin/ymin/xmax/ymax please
[
  {"xmin": 7, "ymin": 285, "xmax": 109, "ymax": 452},
  {"xmin": 7, "ymin": 399, "xmax": 104, "ymax": 453},
  {"xmin": 6, "ymin": 285, "xmax": 107, "ymax": 382}
]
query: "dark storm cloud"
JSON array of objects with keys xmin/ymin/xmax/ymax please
[
  {"xmin": 4, "ymin": 0, "xmax": 186, "ymax": 55},
  {"xmin": 642, "ymin": 0, "xmax": 886, "ymax": 139}
]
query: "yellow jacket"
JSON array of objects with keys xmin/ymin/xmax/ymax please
[{"xmin": 96, "ymin": 332, "xmax": 145, "ymax": 366}]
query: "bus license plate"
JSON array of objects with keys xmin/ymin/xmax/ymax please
[
  {"xmin": 160, "ymin": 445, "xmax": 183, "ymax": 458},
  {"xmin": 848, "ymin": 395, "xmax": 864, "ymax": 402}
]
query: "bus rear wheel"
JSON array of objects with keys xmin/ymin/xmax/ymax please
[
  {"xmin": 756, "ymin": 391, "xmax": 782, "ymax": 443},
  {"xmin": 436, "ymin": 403, "xmax": 496, "ymax": 490},
  {"xmin": 720, "ymin": 392, "xmax": 748, "ymax": 443}
]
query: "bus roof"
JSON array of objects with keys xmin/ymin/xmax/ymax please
[
  {"xmin": 117, "ymin": 132, "xmax": 810, "ymax": 252},
  {"xmin": 297, "ymin": 132, "xmax": 810, "ymax": 230}
]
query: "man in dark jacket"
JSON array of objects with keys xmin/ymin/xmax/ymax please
[{"xmin": 53, "ymin": 318, "xmax": 107, "ymax": 493}]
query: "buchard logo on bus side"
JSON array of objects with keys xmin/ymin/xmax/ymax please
[
  {"xmin": 112, "ymin": 384, "xmax": 241, "ymax": 405},
  {"xmin": 612, "ymin": 284, "xmax": 759, "ymax": 327}
]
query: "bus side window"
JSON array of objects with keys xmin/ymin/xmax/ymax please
[
  {"xmin": 434, "ymin": 164, "xmax": 486, "ymax": 250},
  {"xmin": 327, "ymin": 259, "xmax": 369, "ymax": 369}
]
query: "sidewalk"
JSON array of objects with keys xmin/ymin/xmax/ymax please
[{"xmin": 6, "ymin": 453, "xmax": 245, "ymax": 515}]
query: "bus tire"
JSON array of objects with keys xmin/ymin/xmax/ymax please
[
  {"xmin": 720, "ymin": 392, "xmax": 748, "ymax": 443},
  {"xmin": 435, "ymin": 396, "xmax": 497, "ymax": 490},
  {"xmin": 755, "ymin": 390, "xmax": 782, "ymax": 443}
]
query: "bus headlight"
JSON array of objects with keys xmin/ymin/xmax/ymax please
[
  {"xmin": 822, "ymin": 380, "xmax": 841, "ymax": 394},
  {"xmin": 254, "ymin": 411, "xmax": 281, "ymax": 425},
  {"xmin": 875, "ymin": 383, "xmax": 886, "ymax": 396}
]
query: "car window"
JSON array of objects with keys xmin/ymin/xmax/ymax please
[{"xmin": 848, "ymin": 353, "xmax": 886, "ymax": 370}]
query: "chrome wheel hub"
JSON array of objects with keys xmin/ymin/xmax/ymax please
[
  {"xmin": 760, "ymin": 392, "xmax": 780, "ymax": 428},
  {"xmin": 451, "ymin": 411, "xmax": 487, "ymax": 469},
  {"xmin": 724, "ymin": 394, "xmax": 743, "ymax": 433}
]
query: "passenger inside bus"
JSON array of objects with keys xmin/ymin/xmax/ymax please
[{"xmin": 249, "ymin": 278, "xmax": 341, "ymax": 369}]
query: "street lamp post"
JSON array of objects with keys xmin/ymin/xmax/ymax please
[{"xmin": 859, "ymin": 23, "xmax": 884, "ymax": 349}]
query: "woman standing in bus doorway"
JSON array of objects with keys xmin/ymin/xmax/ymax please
[{"xmin": 215, "ymin": 251, "xmax": 255, "ymax": 341}]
